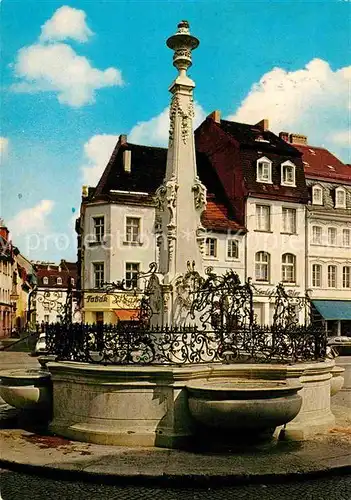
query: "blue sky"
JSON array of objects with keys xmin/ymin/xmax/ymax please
[{"xmin": 1, "ymin": 0, "xmax": 350, "ymax": 262}]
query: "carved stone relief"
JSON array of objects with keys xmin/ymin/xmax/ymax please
[
  {"xmin": 196, "ymin": 225, "xmax": 206, "ymax": 256},
  {"xmin": 169, "ymin": 94, "xmax": 195, "ymax": 145},
  {"xmin": 192, "ymin": 178, "xmax": 207, "ymax": 211},
  {"xmin": 155, "ymin": 176, "xmax": 179, "ymax": 267}
]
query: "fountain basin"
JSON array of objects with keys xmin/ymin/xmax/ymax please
[
  {"xmin": 0, "ymin": 368, "xmax": 52, "ymax": 411},
  {"xmin": 186, "ymin": 379, "xmax": 302, "ymax": 438},
  {"xmin": 330, "ymin": 365, "xmax": 345, "ymax": 396}
]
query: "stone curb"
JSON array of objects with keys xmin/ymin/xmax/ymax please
[{"xmin": 1, "ymin": 456, "xmax": 351, "ymax": 487}]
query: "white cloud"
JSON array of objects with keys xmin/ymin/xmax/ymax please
[
  {"xmin": 40, "ymin": 5, "xmax": 93, "ymax": 43},
  {"xmin": 129, "ymin": 102, "xmax": 207, "ymax": 147},
  {"xmin": 328, "ymin": 130, "xmax": 350, "ymax": 147},
  {"xmin": 227, "ymin": 59, "xmax": 350, "ymax": 161},
  {"xmin": 9, "ymin": 200, "xmax": 54, "ymax": 238},
  {"xmin": 129, "ymin": 107, "xmax": 169, "ymax": 146},
  {"xmin": 81, "ymin": 134, "xmax": 120, "ymax": 186},
  {"xmin": 81, "ymin": 102, "xmax": 207, "ymax": 186},
  {"xmin": 13, "ymin": 43, "xmax": 122, "ymax": 107},
  {"xmin": 0, "ymin": 137, "xmax": 9, "ymax": 163},
  {"xmin": 12, "ymin": 7, "xmax": 122, "ymax": 107}
]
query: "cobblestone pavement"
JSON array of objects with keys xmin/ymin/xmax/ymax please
[{"xmin": 0, "ymin": 468, "xmax": 350, "ymax": 500}]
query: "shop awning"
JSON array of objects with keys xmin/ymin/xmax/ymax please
[
  {"xmin": 312, "ymin": 300, "xmax": 351, "ymax": 320},
  {"xmin": 114, "ymin": 309, "xmax": 139, "ymax": 321}
]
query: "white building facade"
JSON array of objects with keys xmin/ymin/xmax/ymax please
[
  {"xmin": 246, "ymin": 196, "xmax": 306, "ymax": 325},
  {"xmin": 283, "ymin": 136, "xmax": 351, "ymax": 336}
]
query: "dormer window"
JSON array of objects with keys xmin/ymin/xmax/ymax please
[
  {"xmin": 281, "ymin": 161, "xmax": 296, "ymax": 187},
  {"xmin": 335, "ymin": 187, "xmax": 346, "ymax": 209},
  {"xmin": 312, "ymin": 185, "xmax": 323, "ymax": 205},
  {"xmin": 256, "ymin": 157, "xmax": 272, "ymax": 183}
]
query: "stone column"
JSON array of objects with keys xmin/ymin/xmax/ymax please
[{"xmin": 155, "ymin": 21, "xmax": 207, "ymax": 325}]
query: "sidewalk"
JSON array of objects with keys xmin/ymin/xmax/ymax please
[{"xmin": 0, "ymin": 402, "xmax": 350, "ymax": 486}]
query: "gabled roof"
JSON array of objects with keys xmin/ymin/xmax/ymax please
[
  {"xmin": 195, "ymin": 117, "xmax": 308, "ymax": 205},
  {"xmin": 202, "ymin": 197, "xmax": 244, "ymax": 232},
  {"xmin": 95, "ymin": 142, "xmax": 166, "ymax": 196},
  {"xmin": 219, "ymin": 120, "xmax": 301, "ymax": 156},
  {"xmin": 35, "ymin": 261, "xmax": 77, "ymax": 288},
  {"xmin": 89, "ymin": 138, "xmax": 245, "ymax": 232},
  {"xmin": 294, "ymin": 144, "xmax": 351, "ymax": 184}
]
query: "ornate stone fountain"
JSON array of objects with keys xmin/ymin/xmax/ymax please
[{"xmin": 0, "ymin": 21, "xmax": 343, "ymax": 448}]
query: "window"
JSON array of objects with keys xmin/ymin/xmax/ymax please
[
  {"xmin": 343, "ymin": 266, "xmax": 351, "ymax": 288},
  {"xmin": 312, "ymin": 226, "xmax": 322, "ymax": 244},
  {"xmin": 57, "ymin": 277, "xmax": 62, "ymax": 285},
  {"xmin": 335, "ymin": 187, "xmax": 346, "ymax": 209},
  {"xmin": 312, "ymin": 185, "xmax": 323, "ymax": 205},
  {"xmin": 282, "ymin": 208, "xmax": 296, "ymax": 234},
  {"xmin": 281, "ymin": 161, "xmax": 296, "ymax": 186},
  {"xmin": 343, "ymin": 229, "xmax": 350, "ymax": 247},
  {"xmin": 312, "ymin": 264, "xmax": 322, "ymax": 287},
  {"xmin": 256, "ymin": 157, "xmax": 272, "ymax": 183},
  {"xmin": 125, "ymin": 262, "xmax": 140, "ymax": 289},
  {"xmin": 125, "ymin": 217, "xmax": 141, "ymax": 243},
  {"xmin": 282, "ymin": 253, "xmax": 296, "ymax": 283},
  {"xmin": 328, "ymin": 227, "xmax": 337, "ymax": 246},
  {"xmin": 255, "ymin": 252, "xmax": 270, "ymax": 282},
  {"xmin": 328, "ymin": 265, "xmax": 337, "ymax": 288},
  {"xmin": 43, "ymin": 276, "xmax": 49, "ymax": 285},
  {"xmin": 205, "ymin": 237, "xmax": 217, "ymax": 257},
  {"xmin": 93, "ymin": 263, "xmax": 104, "ymax": 289},
  {"xmin": 70, "ymin": 277, "xmax": 75, "ymax": 286},
  {"xmin": 44, "ymin": 315, "xmax": 49, "ymax": 323},
  {"xmin": 93, "ymin": 216, "xmax": 104, "ymax": 243},
  {"xmin": 227, "ymin": 239, "xmax": 239, "ymax": 259},
  {"xmin": 256, "ymin": 205, "xmax": 271, "ymax": 231}
]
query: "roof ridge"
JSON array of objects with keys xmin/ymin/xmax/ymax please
[{"xmin": 127, "ymin": 143, "xmax": 167, "ymax": 151}]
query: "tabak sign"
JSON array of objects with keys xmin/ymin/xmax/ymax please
[{"xmin": 85, "ymin": 294, "xmax": 108, "ymax": 304}]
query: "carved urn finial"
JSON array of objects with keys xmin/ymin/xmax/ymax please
[{"xmin": 166, "ymin": 20, "xmax": 199, "ymax": 75}]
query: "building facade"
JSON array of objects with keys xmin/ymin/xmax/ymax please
[
  {"xmin": 281, "ymin": 135, "xmax": 351, "ymax": 336},
  {"xmin": 33, "ymin": 260, "xmax": 78, "ymax": 325},
  {"xmin": 0, "ymin": 222, "xmax": 14, "ymax": 337},
  {"xmin": 195, "ymin": 113, "xmax": 309, "ymax": 325},
  {"xmin": 12, "ymin": 248, "xmax": 37, "ymax": 333},
  {"xmin": 77, "ymin": 137, "xmax": 246, "ymax": 324},
  {"xmin": 77, "ymin": 118, "xmax": 351, "ymax": 332}
]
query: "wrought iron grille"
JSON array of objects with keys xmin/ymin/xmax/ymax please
[
  {"xmin": 45, "ymin": 262, "xmax": 326, "ymax": 365},
  {"xmin": 45, "ymin": 322, "xmax": 326, "ymax": 365}
]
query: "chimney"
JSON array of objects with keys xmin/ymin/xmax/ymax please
[
  {"xmin": 82, "ymin": 185, "xmax": 89, "ymax": 198},
  {"xmin": 279, "ymin": 131, "xmax": 290, "ymax": 142},
  {"xmin": 123, "ymin": 150, "xmax": 132, "ymax": 173},
  {"xmin": 255, "ymin": 119, "xmax": 269, "ymax": 131},
  {"xmin": 207, "ymin": 110, "xmax": 221, "ymax": 124},
  {"xmin": 119, "ymin": 134, "xmax": 127, "ymax": 145},
  {"xmin": 290, "ymin": 133, "xmax": 308, "ymax": 145}
]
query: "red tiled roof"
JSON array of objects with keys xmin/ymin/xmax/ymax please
[
  {"xmin": 202, "ymin": 199, "xmax": 245, "ymax": 233},
  {"xmin": 294, "ymin": 144, "xmax": 351, "ymax": 183},
  {"xmin": 35, "ymin": 262, "xmax": 77, "ymax": 288}
]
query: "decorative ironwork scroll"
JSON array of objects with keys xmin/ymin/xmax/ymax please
[
  {"xmin": 46, "ymin": 321, "xmax": 326, "ymax": 366},
  {"xmin": 46, "ymin": 264, "xmax": 326, "ymax": 365}
]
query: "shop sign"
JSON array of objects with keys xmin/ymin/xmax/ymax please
[{"xmin": 85, "ymin": 295, "xmax": 108, "ymax": 303}]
